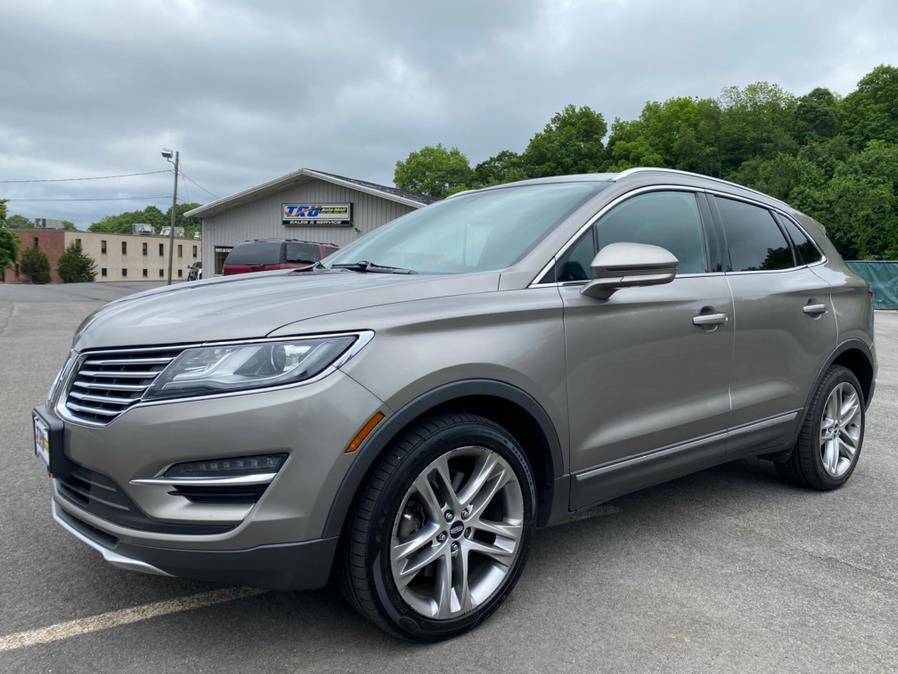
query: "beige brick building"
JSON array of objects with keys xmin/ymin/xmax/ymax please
[{"xmin": 2, "ymin": 230, "xmax": 200, "ymax": 283}]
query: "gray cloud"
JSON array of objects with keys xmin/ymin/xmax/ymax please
[{"xmin": 1, "ymin": 0, "xmax": 897, "ymax": 226}]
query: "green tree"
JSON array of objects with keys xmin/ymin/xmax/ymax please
[
  {"xmin": 730, "ymin": 153, "xmax": 825, "ymax": 203},
  {"xmin": 57, "ymin": 240, "xmax": 97, "ymax": 282},
  {"xmin": 4, "ymin": 214, "xmax": 33, "ymax": 229},
  {"xmin": 89, "ymin": 205, "xmax": 167, "ymax": 234},
  {"xmin": 0, "ymin": 226, "xmax": 20, "ymax": 272},
  {"xmin": 0, "ymin": 198, "xmax": 6, "ymax": 222},
  {"xmin": 473, "ymin": 150, "xmax": 528, "ymax": 187},
  {"xmin": 394, "ymin": 144, "xmax": 473, "ymax": 199},
  {"xmin": 62, "ymin": 220, "xmax": 78, "ymax": 231},
  {"xmin": 20, "ymin": 244, "xmax": 51, "ymax": 284},
  {"xmin": 719, "ymin": 82, "xmax": 797, "ymax": 173},
  {"xmin": 522, "ymin": 105, "xmax": 608, "ymax": 177},
  {"xmin": 794, "ymin": 87, "xmax": 840, "ymax": 144},
  {"xmin": 840, "ymin": 65, "xmax": 898, "ymax": 147},
  {"xmin": 606, "ymin": 97, "xmax": 722, "ymax": 175}
]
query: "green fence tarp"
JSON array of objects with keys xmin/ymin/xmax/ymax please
[{"xmin": 846, "ymin": 261, "xmax": 898, "ymax": 310}]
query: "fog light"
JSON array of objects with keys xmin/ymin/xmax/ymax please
[{"xmin": 164, "ymin": 453, "xmax": 287, "ymax": 479}]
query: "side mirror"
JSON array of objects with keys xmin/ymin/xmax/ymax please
[{"xmin": 581, "ymin": 242, "xmax": 678, "ymax": 299}]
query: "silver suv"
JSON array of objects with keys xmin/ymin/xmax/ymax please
[{"xmin": 33, "ymin": 168, "xmax": 876, "ymax": 641}]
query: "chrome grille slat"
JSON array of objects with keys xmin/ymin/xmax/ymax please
[
  {"xmin": 66, "ymin": 402, "xmax": 125, "ymax": 417},
  {"xmin": 83, "ymin": 356, "xmax": 176, "ymax": 366},
  {"xmin": 78, "ymin": 369, "xmax": 165, "ymax": 378},
  {"xmin": 68, "ymin": 390, "xmax": 141, "ymax": 404},
  {"xmin": 63, "ymin": 347, "xmax": 183, "ymax": 424},
  {"xmin": 72, "ymin": 381, "xmax": 147, "ymax": 392}
]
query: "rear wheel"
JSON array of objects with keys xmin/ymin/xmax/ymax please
[
  {"xmin": 777, "ymin": 366, "xmax": 865, "ymax": 490},
  {"xmin": 340, "ymin": 412, "xmax": 535, "ymax": 641}
]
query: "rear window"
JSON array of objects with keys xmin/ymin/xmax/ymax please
[
  {"xmin": 224, "ymin": 242, "xmax": 282, "ymax": 266},
  {"xmin": 285, "ymin": 243, "xmax": 321, "ymax": 263}
]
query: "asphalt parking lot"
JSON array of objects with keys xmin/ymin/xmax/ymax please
[{"xmin": 1, "ymin": 281, "xmax": 896, "ymax": 672}]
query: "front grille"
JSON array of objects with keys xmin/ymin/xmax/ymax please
[
  {"xmin": 64, "ymin": 348, "xmax": 183, "ymax": 424},
  {"xmin": 57, "ymin": 463, "xmax": 235, "ymax": 535}
]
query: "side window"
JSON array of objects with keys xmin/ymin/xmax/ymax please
[
  {"xmin": 556, "ymin": 229, "xmax": 595, "ymax": 282},
  {"xmin": 716, "ymin": 197, "xmax": 794, "ymax": 272},
  {"xmin": 776, "ymin": 214, "xmax": 823, "ymax": 265},
  {"xmin": 596, "ymin": 191, "xmax": 708, "ymax": 274}
]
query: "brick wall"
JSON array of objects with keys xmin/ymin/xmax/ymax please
[{"xmin": 2, "ymin": 230, "xmax": 66, "ymax": 283}]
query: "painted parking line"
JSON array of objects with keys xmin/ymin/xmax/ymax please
[{"xmin": 0, "ymin": 587, "xmax": 268, "ymax": 653}]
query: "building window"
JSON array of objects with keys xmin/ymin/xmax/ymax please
[
  {"xmin": 159, "ymin": 269, "xmax": 164, "ymax": 278},
  {"xmin": 214, "ymin": 246, "xmax": 233, "ymax": 275},
  {"xmin": 101, "ymin": 240, "xmax": 107, "ymax": 254},
  {"xmin": 177, "ymin": 244, "xmax": 183, "ymax": 258},
  {"xmin": 121, "ymin": 268, "xmax": 127, "ymax": 277},
  {"xmin": 192, "ymin": 245, "xmax": 198, "ymax": 258},
  {"xmin": 177, "ymin": 269, "xmax": 183, "ymax": 278},
  {"xmin": 101, "ymin": 268, "xmax": 107, "ymax": 277},
  {"xmin": 142, "ymin": 242, "xmax": 148, "ymax": 256},
  {"xmin": 33, "ymin": 237, "xmax": 40, "ymax": 249},
  {"xmin": 142, "ymin": 268, "xmax": 148, "ymax": 278},
  {"xmin": 121, "ymin": 241, "xmax": 127, "ymax": 255},
  {"xmin": 75, "ymin": 238, "xmax": 82, "ymax": 247},
  {"xmin": 159, "ymin": 243, "xmax": 164, "ymax": 256}
]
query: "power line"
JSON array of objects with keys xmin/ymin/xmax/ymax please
[
  {"xmin": 5, "ymin": 195, "xmax": 171, "ymax": 202},
  {"xmin": 179, "ymin": 169, "xmax": 219, "ymax": 199},
  {"xmin": 0, "ymin": 170, "xmax": 171, "ymax": 184}
]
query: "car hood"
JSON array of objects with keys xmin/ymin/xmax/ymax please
[{"xmin": 73, "ymin": 269, "xmax": 500, "ymax": 350}]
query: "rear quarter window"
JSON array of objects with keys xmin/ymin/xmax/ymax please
[
  {"xmin": 776, "ymin": 214, "xmax": 823, "ymax": 265},
  {"xmin": 224, "ymin": 242, "xmax": 283, "ymax": 265}
]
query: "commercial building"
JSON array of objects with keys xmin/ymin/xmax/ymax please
[
  {"xmin": 185, "ymin": 168, "xmax": 435, "ymax": 275},
  {"xmin": 2, "ymin": 229, "xmax": 200, "ymax": 283}
]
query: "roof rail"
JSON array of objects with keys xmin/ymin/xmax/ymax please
[{"xmin": 613, "ymin": 167, "xmax": 784, "ymax": 205}]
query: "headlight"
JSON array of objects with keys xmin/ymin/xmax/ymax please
[{"xmin": 143, "ymin": 334, "xmax": 363, "ymax": 401}]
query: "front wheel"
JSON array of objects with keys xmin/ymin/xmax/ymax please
[{"xmin": 340, "ymin": 412, "xmax": 535, "ymax": 641}]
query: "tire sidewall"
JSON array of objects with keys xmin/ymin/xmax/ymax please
[
  {"xmin": 366, "ymin": 418, "xmax": 536, "ymax": 641},
  {"xmin": 807, "ymin": 367, "xmax": 865, "ymax": 488}
]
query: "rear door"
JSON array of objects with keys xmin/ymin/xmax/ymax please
[
  {"xmin": 712, "ymin": 195, "xmax": 837, "ymax": 453},
  {"xmin": 560, "ymin": 189, "xmax": 735, "ymax": 507}
]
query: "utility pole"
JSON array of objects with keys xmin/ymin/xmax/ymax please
[{"xmin": 164, "ymin": 150, "xmax": 180, "ymax": 285}]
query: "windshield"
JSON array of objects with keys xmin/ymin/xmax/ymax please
[{"xmin": 325, "ymin": 182, "xmax": 606, "ymax": 274}]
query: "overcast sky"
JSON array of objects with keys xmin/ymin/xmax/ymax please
[{"xmin": 1, "ymin": 0, "xmax": 897, "ymax": 227}]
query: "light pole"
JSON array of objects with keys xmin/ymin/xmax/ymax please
[{"xmin": 161, "ymin": 149, "xmax": 179, "ymax": 285}]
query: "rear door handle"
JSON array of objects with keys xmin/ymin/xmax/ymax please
[
  {"xmin": 802, "ymin": 303, "xmax": 827, "ymax": 316},
  {"xmin": 692, "ymin": 313, "xmax": 728, "ymax": 326}
]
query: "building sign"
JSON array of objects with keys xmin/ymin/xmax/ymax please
[{"xmin": 282, "ymin": 203, "xmax": 352, "ymax": 226}]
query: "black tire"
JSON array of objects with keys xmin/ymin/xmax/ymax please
[
  {"xmin": 339, "ymin": 412, "xmax": 536, "ymax": 641},
  {"xmin": 776, "ymin": 365, "xmax": 865, "ymax": 490}
]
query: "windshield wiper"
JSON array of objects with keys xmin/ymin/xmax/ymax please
[{"xmin": 330, "ymin": 260, "xmax": 417, "ymax": 274}]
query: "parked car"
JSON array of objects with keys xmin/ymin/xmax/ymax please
[
  {"xmin": 186, "ymin": 261, "xmax": 202, "ymax": 281},
  {"xmin": 222, "ymin": 239, "xmax": 339, "ymax": 275},
  {"xmin": 33, "ymin": 168, "xmax": 875, "ymax": 641}
]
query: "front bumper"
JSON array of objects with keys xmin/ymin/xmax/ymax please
[
  {"xmin": 54, "ymin": 501, "xmax": 338, "ymax": 590},
  {"xmin": 41, "ymin": 369, "xmax": 385, "ymax": 589}
]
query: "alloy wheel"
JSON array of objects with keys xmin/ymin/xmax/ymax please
[
  {"xmin": 389, "ymin": 445, "xmax": 525, "ymax": 620},
  {"xmin": 819, "ymin": 382, "xmax": 862, "ymax": 478}
]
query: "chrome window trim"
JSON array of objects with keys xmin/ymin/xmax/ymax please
[
  {"xmin": 529, "ymin": 184, "xmax": 827, "ymax": 289},
  {"xmin": 56, "ymin": 330, "xmax": 375, "ymax": 428}
]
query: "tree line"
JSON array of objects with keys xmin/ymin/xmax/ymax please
[{"xmin": 394, "ymin": 65, "xmax": 898, "ymax": 260}]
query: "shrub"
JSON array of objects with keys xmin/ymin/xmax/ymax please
[
  {"xmin": 57, "ymin": 241, "xmax": 97, "ymax": 282},
  {"xmin": 20, "ymin": 245, "xmax": 51, "ymax": 284}
]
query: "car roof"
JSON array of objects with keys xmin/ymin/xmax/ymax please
[{"xmin": 449, "ymin": 167, "xmax": 792, "ymax": 212}]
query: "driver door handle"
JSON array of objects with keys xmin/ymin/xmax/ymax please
[
  {"xmin": 692, "ymin": 312, "xmax": 728, "ymax": 327},
  {"xmin": 802, "ymin": 303, "xmax": 828, "ymax": 316}
]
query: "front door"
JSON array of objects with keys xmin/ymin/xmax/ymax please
[{"xmin": 558, "ymin": 190, "xmax": 734, "ymax": 508}]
